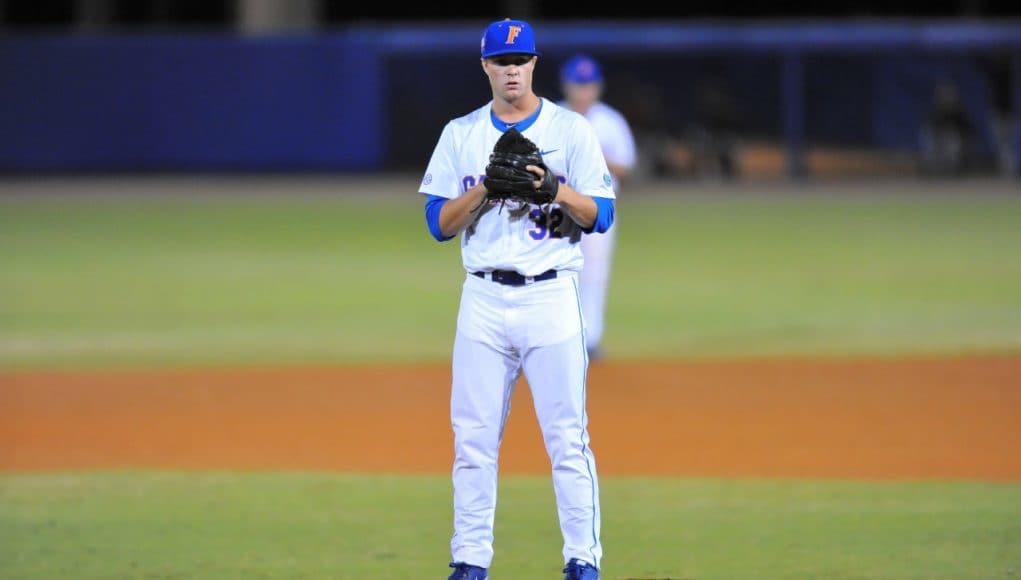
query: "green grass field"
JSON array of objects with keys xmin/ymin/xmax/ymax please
[
  {"xmin": 2, "ymin": 473, "xmax": 1019, "ymax": 579},
  {"xmin": 3, "ymin": 181, "xmax": 1021, "ymax": 579},
  {"xmin": 2, "ymin": 188, "xmax": 1019, "ymax": 368}
]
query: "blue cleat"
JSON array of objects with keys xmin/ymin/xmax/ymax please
[
  {"xmin": 448, "ymin": 562, "xmax": 488, "ymax": 580},
  {"xmin": 563, "ymin": 558, "xmax": 599, "ymax": 580}
]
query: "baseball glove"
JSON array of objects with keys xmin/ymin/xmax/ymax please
[{"xmin": 484, "ymin": 127, "xmax": 559, "ymax": 206}]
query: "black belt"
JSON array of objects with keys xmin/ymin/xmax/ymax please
[{"xmin": 472, "ymin": 269, "xmax": 558, "ymax": 286}]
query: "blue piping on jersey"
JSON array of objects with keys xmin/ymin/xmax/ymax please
[
  {"xmin": 584, "ymin": 197, "xmax": 615, "ymax": 235},
  {"xmin": 424, "ymin": 194, "xmax": 455, "ymax": 242},
  {"xmin": 490, "ymin": 99, "xmax": 543, "ymax": 133}
]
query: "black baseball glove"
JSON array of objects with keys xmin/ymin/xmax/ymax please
[{"xmin": 484, "ymin": 127, "xmax": 559, "ymax": 206}]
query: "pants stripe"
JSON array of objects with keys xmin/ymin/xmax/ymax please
[{"xmin": 571, "ymin": 276, "xmax": 599, "ymax": 565}]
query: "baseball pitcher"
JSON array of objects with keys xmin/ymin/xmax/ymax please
[{"xmin": 419, "ymin": 18, "xmax": 615, "ymax": 580}]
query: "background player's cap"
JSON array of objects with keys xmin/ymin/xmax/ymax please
[
  {"xmin": 481, "ymin": 19, "xmax": 541, "ymax": 58},
  {"xmin": 561, "ymin": 54, "xmax": 603, "ymax": 84}
]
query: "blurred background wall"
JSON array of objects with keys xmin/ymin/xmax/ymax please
[{"xmin": 1, "ymin": 0, "xmax": 1019, "ymax": 179}]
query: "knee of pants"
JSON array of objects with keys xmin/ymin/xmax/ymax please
[
  {"xmin": 454, "ymin": 426, "xmax": 502, "ymax": 466},
  {"xmin": 541, "ymin": 426, "xmax": 589, "ymax": 463}
]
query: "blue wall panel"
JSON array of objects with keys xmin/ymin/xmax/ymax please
[{"xmin": 0, "ymin": 35, "xmax": 383, "ymax": 171}]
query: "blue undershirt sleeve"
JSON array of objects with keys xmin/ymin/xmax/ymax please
[
  {"xmin": 424, "ymin": 194, "xmax": 455, "ymax": 242},
  {"xmin": 584, "ymin": 196, "xmax": 615, "ymax": 234}
]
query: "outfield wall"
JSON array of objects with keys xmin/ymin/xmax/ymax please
[{"xmin": 2, "ymin": 22, "xmax": 1019, "ymax": 174}]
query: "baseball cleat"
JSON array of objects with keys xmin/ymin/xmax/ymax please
[
  {"xmin": 563, "ymin": 558, "xmax": 599, "ymax": 580},
  {"xmin": 448, "ymin": 561, "xmax": 488, "ymax": 580}
]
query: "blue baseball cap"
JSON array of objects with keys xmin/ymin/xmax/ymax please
[
  {"xmin": 481, "ymin": 18, "xmax": 540, "ymax": 59},
  {"xmin": 561, "ymin": 54, "xmax": 603, "ymax": 84}
]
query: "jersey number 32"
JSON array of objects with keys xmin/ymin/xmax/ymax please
[{"xmin": 529, "ymin": 208, "xmax": 565, "ymax": 240}]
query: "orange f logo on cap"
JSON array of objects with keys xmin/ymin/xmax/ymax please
[{"xmin": 505, "ymin": 25, "xmax": 522, "ymax": 44}]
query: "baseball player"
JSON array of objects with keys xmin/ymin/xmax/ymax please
[
  {"xmin": 559, "ymin": 54, "xmax": 637, "ymax": 360},
  {"xmin": 419, "ymin": 19, "xmax": 614, "ymax": 580}
]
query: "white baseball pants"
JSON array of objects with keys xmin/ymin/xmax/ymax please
[{"xmin": 449, "ymin": 271, "xmax": 602, "ymax": 570}]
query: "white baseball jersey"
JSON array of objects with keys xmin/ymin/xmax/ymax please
[
  {"xmin": 562, "ymin": 100, "xmax": 637, "ymax": 192},
  {"xmin": 419, "ymin": 97, "xmax": 615, "ymax": 276}
]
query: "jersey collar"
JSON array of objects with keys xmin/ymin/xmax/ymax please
[{"xmin": 490, "ymin": 98, "xmax": 543, "ymax": 133}]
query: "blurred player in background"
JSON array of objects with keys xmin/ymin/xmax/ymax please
[{"xmin": 559, "ymin": 54, "xmax": 637, "ymax": 360}]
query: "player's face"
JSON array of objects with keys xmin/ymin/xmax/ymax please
[
  {"xmin": 563, "ymin": 81, "xmax": 602, "ymax": 113},
  {"xmin": 482, "ymin": 54, "xmax": 537, "ymax": 102}
]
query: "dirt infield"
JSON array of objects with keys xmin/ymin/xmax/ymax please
[{"xmin": 1, "ymin": 355, "xmax": 1019, "ymax": 480}]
